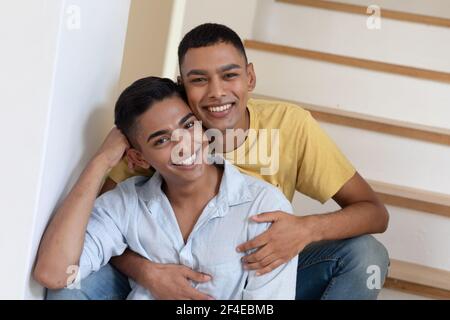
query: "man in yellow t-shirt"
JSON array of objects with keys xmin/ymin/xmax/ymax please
[{"xmin": 47, "ymin": 23, "xmax": 389, "ymax": 300}]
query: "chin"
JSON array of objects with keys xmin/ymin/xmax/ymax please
[
  {"xmin": 208, "ymin": 119, "xmax": 236, "ymax": 132},
  {"xmin": 166, "ymin": 164, "xmax": 205, "ymax": 183}
]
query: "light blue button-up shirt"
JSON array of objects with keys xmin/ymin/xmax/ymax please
[{"xmin": 78, "ymin": 159, "xmax": 298, "ymax": 299}]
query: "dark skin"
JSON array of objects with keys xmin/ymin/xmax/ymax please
[{"xmin": 103, "ymin": 42, "xmax": 389, "ymax": 299}]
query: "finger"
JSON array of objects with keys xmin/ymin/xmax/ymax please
[
  {"xmin": 245, "ymin": 254, "xmax": 276, "ymax": 271},
  {"xmin": 255, "ymin": 259, "xmax": 286, "ymax": 276},
  {"xmin": 242, "ymin": 244, "xmax": 272, "ymax": 264},
  {"xmin": 251, "ymin": 211, "xmax": 281, "ymax": 223},
  {"xmin": 236, "ymin": 231, "xmax": 270, "ymax": 253},
  {"xmin": 183, "ymin": 286, "xmax": 215, "ymax": 300},
  {"xmin": 183, "ymin": 268, "xmax": 212, "ymax": 283}
]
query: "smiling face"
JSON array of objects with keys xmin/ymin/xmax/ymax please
[
  {"xmin": 127, "ymin": 95, "xmax": 208, "ymax": 185},
  {"xmin": 179, "ymin": 42, "xmax": 256, "ymax": 133}
]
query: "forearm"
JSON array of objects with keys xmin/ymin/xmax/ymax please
[
  {"xmin": 110, "ymin": 249, "xmax": 154, "ymax": 284},
  {"xmin": 34, "ymin": 155, "xmax": 110, "ymax": 287},
  {"xmin": 307, "ymin": 201, "xmax": 389, "ymax": 243},
  {"xmin": 111, "ymin": 249, "xmax": 215, "ymax": 300}
]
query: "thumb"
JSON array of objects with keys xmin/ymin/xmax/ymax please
[
  {"xmin": 183, "ymin": 268, "xmax": 212, "ymax": 283},
  {"xmin": 251, "ymin": 211, "xmax": 280, "ymax": 223}
]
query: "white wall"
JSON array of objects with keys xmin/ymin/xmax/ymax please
[
  {"xmin": 0, "ymin": 0, "xmax": 64, "ymax": 300},
  {"xmin": 0, "ymin": 0, "xmax": 130, "ymax": 299}
]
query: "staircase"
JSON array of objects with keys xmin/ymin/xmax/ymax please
[{"xmin": 246, "ymin": 0, "xmax": 450, "ymax": 299}]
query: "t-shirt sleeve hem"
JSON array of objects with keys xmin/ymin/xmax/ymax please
[{"xmin": 317, "ymin": 167, "xmax": 356, "ymax": 204}]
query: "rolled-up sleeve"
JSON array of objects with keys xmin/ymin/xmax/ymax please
[{"xmin": 77, "ymin": 185, "xmax": 134, "ymax": 281}]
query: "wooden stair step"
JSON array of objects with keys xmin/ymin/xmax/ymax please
[
  {"xmin": 277, "ymin": 0, "xmax": 450, "ymax": 28},
  {"xmin": 245, "ymin": 39, "xmax": 450, "ymax": 84},
  {"xmin": 386, "ymin": 259, "xmax": 450, "ymax": 300}
]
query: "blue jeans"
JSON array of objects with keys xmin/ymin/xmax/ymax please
[{"xmin": 46, "ymin": 235, "xmax": 389, "ymax": 300}]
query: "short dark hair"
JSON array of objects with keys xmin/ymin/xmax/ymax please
[
  {"xmin": 178, "ymin": 23, "xmax": 248, "ymax": 68},
  {"xmin": 114, "ymin": 76, "xmax": 185, "ymax": 147}
]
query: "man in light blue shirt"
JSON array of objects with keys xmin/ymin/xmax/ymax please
[
  {"xmin": 34, "ymin": 76, "xmax": 297, "ymax": 299},
  {"xmin": 81, "ymin": 157, "xmax": 296, "ymax": 300}
]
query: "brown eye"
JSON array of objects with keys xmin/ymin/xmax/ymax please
[
  {"xmin": 185, "ymin": 121, "xmax": 195, "ymax": 129},
  {"xmin": 191, "ymin": 77, "xmax": 206, "ymax": 83},
  {"xmin": 224, "ymin": 73, "xmax": 238, "ymax": 79},
  {"xmin": 154, "ymin": 137, "xmax": 169, "ymax": 146}
]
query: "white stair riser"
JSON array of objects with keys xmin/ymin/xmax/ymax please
[
  {"xmin": 374, "ymin": 205, "xmax": 450, "ymax": 271},
  {"xmin": 249, "ymin": 50, "xmax": 450, "ymax": 129},
  {"xmin": 329, "ymin": 0, "xmax": 450, "ymax": 19},
  {"xmin": 318, "ymin": 121, "xmax": 450, "ymax": 194}
]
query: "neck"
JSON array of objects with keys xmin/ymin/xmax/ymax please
[{"xmin": 163, "ymin": 164, "xmax": 222, "ymax": 209}]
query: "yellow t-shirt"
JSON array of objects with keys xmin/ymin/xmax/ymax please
[{"xmin": 109, "ymin": 98, "xmax": 355, "ymax": 203}]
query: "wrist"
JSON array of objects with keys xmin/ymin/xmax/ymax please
[
  {"xmin": 301, "ymin": 215, "xmax": 324, "ymax": 244},
  {"xmin": 136, "ymin": 259, "xmax": 158, "ymax": 288},
  {"xmin": 90, "ymin": 153, "xmax": 114, "ymax": 172}
]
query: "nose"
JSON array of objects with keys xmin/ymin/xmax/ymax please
[{"xmin": 208, "ymin": 76, "xmax": 226, "ymax": 100}]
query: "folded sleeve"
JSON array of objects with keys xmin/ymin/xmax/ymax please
[{"xmin": 77, "ymin": 185, "xmax": 134, "ymax": 281}]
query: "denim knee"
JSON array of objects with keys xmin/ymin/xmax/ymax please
[
  {"xmin": 342, "ymin": 235, "xmax": 390, "ymax": 279},
  {"xmin": 46, "ymin": 287, "xmax": 89, "ymax": 300}
]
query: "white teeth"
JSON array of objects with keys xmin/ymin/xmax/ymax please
[
  {"xmin": 174, "ymin": 151, "xmax": 197, "ymax": 166},
  {"xmin": 208, "ymin": 103, "xmax": 232, "ymax": 113}
]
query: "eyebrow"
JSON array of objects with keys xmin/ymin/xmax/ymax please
[
  {"xmin": 146, "ymin": 112, "xmax": 195, "ymax": 142},
  {"xmin": 219, "ymin": 63, "xmax": 241, "ymax": 72},
  {"xmin": 147, "ymin": 129, "xmax": 170, "ymax": 143},
  {"xmin": 186, "ymin": 64, "xmax": 242, "ymax": 77},
  {"xmin": 178, "ymin": 112, "xmax": 195, "ymax": 126}
]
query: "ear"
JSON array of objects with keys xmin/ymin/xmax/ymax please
[
  {"xmin": 126, "ymin": 148, "xmax": 151, "ymax": 169},
  {"xmin": 177, "ymin": 75, "xmax": 182, "ymax": 85},
  {"xmin": 246, "ymin": 63, "xmax": 256, "ymax": 92}
]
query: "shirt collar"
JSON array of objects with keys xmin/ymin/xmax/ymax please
[
  {"xmin": 215, "ymin": 156, "xmax": 253, "ymax": 208},
  {"xmin": 136, "ymin": 156, "xmax": 253, "ymax": 216}
]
